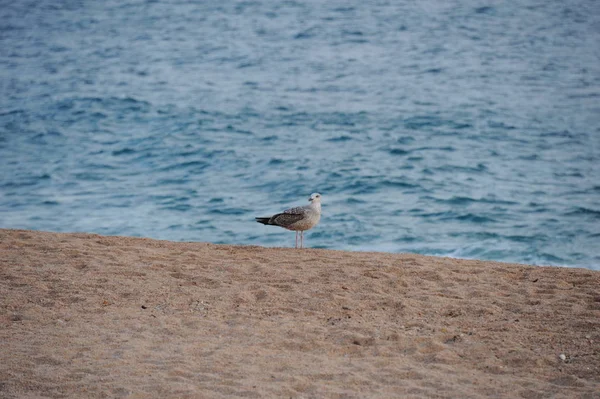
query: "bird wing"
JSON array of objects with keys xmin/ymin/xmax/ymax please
[{"xmin": 269, "ymin": 206, "xmax": 307, "ymax": 227}]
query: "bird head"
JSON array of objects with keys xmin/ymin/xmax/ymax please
[{"xmin": 309, "ymin": 193, "xmax": 322, "ymax": 203}]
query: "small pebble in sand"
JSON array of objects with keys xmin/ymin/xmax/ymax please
[{"xmin": 559, "ymin": 354, "xmax": 566, "ymax": 361}]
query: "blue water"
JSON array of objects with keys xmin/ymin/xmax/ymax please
[{"xmin": 1, "ymin": 1, "xmax": 599, "ymax": 269}]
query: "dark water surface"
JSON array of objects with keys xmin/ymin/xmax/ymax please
[{"xmin": 1, "ymin": 0, "xmax": 599, "ymax": 268}]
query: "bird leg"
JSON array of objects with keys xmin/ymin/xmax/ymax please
[
  {"xmin": 301, "ymin": 231, "xmax": 304, "ymax": 249},
  {"xmin": 295, "ymin": 231, "xmax": 298, "ymax": 248}
]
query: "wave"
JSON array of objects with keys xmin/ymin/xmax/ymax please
[{"xmin": 565, "ymin": 207, "xmax": 600, "ymax": 219}]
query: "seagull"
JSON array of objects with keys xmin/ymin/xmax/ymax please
[{"xmin": 255, "ymin": 193, "xmax": 322, "ymax": 248}]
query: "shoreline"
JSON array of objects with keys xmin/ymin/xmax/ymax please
[
  {"xmin": 1, "ymin": 229, "xmax": 599, "ymax": 398},
  {"xmin": 3, "ymin": 227, "xmax": 591, "ymax": 270}
]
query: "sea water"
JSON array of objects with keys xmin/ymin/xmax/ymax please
[{"xmin": 1, "ymin": 0, "xmax": 599, "ymax": 269}]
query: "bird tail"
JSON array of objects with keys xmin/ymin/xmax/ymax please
[{"xmin": 255, "ymin": 217, "xmax": 270, "ymax": 225}]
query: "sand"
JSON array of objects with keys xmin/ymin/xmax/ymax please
[{"xmin": 1, "ymin": 229, "xmax": 599, "ymax": 398}]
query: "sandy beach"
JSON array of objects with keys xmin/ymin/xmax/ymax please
[{"xmin": 1, "ymin": 229, "xmax": 598, "ymax": 398}]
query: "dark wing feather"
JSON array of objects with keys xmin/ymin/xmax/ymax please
[{"xmin": 270, "ymin": 211, "xmax": 305, "ymax": 227}]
